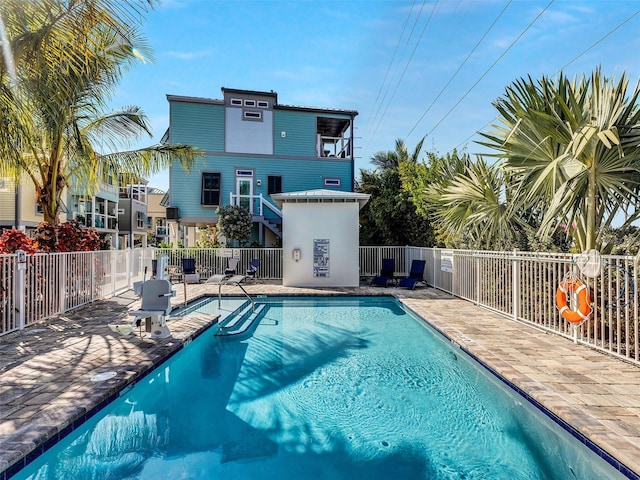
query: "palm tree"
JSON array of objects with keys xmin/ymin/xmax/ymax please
[
  {"xmin": 416, "ymin": 154, "xmax": 531, "ymax": 249},
  {"xmin": 0, "ymin": 0, "xmax": 199, "ymax": 224},
  {"xmin": 370, "ymin": 137, "xmax": 425, "ymax": 171},
  {"xmin": 479, "ymin": 68, "xmax": 640, "ymax": 252},
  {"xmin": 357, "ymin": 137, "xmax": 435, "ymax": 246}
]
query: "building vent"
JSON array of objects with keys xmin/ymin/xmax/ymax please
[{"xmin": 166, "ymin": 207, "xmax": 179, "ymax": 220}]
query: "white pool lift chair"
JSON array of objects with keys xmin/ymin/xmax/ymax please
[{"xmin": 110, "ymin": 279, "xmax": 176, "ymax": 338}]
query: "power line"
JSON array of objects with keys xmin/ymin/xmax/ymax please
[
  {"xmin": 454, "ymin": 7, "xmax": 640, "ymax": 153},
  {"xmin": 367, "ymin": 0, "xmax": 440, "ymax": 149},
  {"xmin": 560, "ymin": 9, "xmax": 640, "ymax": 71},
  {"xmin": 405, "ymin": 1, "xmax": 512, "ymax": 140},
  {"xmin": 424, "ymin": 0, "xmax": 555, "ymax": 140},
  {"xmin": 365, "ymin": 0, "xmax": 418, "ymax": 142}
]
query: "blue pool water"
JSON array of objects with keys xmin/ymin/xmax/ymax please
[{"xmin": 14, "ymin": 296, "xmax": 625, "ymax": 479}]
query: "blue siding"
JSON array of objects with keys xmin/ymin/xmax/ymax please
[
  {"xmin": 168, "ymin": 94, "xmax": 356, "ymax": 231},
  {"xmin": 170, "ymin": 155, "xmax": 352, "ymax": 221},
  {"xmin": 274, "ymin": 110, "xmax": 316, "ymax": 157},
  {"xmin": 171, "ymin": 101, "xmax": 224, "ymax": 151}
]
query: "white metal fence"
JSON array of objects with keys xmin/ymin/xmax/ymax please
[
  {"xmin": 412, "ymin": 248, "xmax": 640, "ymax": 365},
  {"xmin": 0, "ymin": 249, "xmax": 152, "ymax": 335},
  {"xmin": 1, "ymin": 246, "xmax": 638, "ymax": 366}
]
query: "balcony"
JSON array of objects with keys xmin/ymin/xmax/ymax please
[{"xmin": 316, "ymin": 116, "xmax": 352, "ymax": 158}]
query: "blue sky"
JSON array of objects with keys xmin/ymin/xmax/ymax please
[{"xmin": 110, "ymin": 0, "xmax": 640, "ymax": 191}]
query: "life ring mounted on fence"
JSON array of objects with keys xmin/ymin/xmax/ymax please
[{"xmin": 555, "ymin": 277, "xmax": 592, "ymax": 325}]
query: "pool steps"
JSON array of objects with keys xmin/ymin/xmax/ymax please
[{"xmin": 216, "ymin": 302, "xmax": 266, "ymax": 339}]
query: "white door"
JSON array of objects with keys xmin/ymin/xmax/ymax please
[{"xmin": 236, "ymin": 176, "xmax": 253, "ymax": 213}]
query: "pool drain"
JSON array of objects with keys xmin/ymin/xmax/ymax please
[{"xmin": 91, "ymin": 371, "xmax": 117, "ymax": 382}]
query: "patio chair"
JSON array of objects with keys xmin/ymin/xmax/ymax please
[
  {"xmin": 370, "ymin": 258, "xmax": 395, "ymax": 287},
  {"xmin": 225, "ymin": 257, "xmax": 239, "ymax": 275},
  {"xmin": 397, "ymin": 260, "xmax": 427, "ymax": 290},
  {"xmin": 182, "ymin": 258, "xmax": 200, "ymax": 284},
  {"xmin": 245, "ymin": 259, "xmax": 260, "ymax": 281},
  {"xmin": 206, "ymin": 257, "xmax": 240, "ymax": 284}
]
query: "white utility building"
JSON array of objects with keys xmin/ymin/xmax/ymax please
[{"xmin": 272, "ymin": 189, "xmax": 370, "ymax": 287}]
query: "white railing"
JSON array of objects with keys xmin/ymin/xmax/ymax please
[
  {"xmin": 2, "ymin": 246, "xmax": 638, "ymax": 366},
  {"xmin": 229, "ymin": 193, "xmax": 282, "ymax": 221},
  {"xmin": 154, "ymin": 248, "xmax": 282, "ymax": 281},
  {"xmin": 416, "ymin": 248, "xmax": 640, "ymax": 365},
  {"xmin": 0, "ymin": 249, "xmax": 151, "ymax": 335}
]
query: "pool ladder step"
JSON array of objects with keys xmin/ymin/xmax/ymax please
[{"xmin": 215, "ymin": 303, "xmax": 266, "ymax": 339}]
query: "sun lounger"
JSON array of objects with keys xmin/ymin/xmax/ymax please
[
  {"xmin": 397, "ymin": 260, "xmax": 427, "ymax": 290},
  {"xmin": 370, "ymin": 258, "xmax": 395, "ymax": 287}
]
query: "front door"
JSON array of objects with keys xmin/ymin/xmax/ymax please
[{"xmin": 236, "ymin": 174, "xmax": 253, "ymax": 213}]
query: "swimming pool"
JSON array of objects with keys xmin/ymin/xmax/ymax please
[{"xmin": 13, "ymin": 296, "xmax": 626, "ymax": 479}]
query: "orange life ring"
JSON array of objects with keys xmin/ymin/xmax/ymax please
[{"xmin": 555, "ymin": 278, "xmax": 592, "ymax": 324}]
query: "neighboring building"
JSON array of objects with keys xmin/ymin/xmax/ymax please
[
  {"xmin": 146, "ymin": 187, "xmax": 169, "ymax": 246},
  {"xmin": 0, "ymin": 176, "xmax": 68, "ymax": 233},
  {"xmin": 117, "ymin": 181, "xmax": 149, "ymax": 249},
  {"xmin": 67, "ymin": 176, "xmax": 119, "ymax": 249},
  {"xmin": 164, "ymin": 87, "xmax": 358, "ymax": 247},
  {"xmin": 0, "ymin": 173, "xmax": 119, "ymax": 250}
]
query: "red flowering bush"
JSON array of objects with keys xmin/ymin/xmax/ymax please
[
  {"xmin": 0, "ymin": 229, "xmax": 37, "ymax": 254},
  {"xmin": 81, "ymin": 228, "xmax": 103, "ymax": 251},
  {"xmin": 55, "ymin": 220, "xmax": 85, "ymax": 252},
  {"xmin": 0, "ymin": 221, "xmax": 103, "ymax": 254},
  {"xmin": 33, "ymin": 222, "xmax": 57, "ymax": 252}
]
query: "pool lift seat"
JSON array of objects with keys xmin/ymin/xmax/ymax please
[{"xmin": 110, "ymin": 279, "xmax": 176, "ymax": 338}]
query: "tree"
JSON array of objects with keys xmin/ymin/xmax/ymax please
[
  {"xmin": 216, "ymin": 205, "xmax": 252, "ymax": 247},
  {"xmin": 479, "ymin": 68, "xmax": 640, "ymax": 253},
  {"xmin": 0, "ymin": 0, "xmax": 199, "ymax": 224},
  {"xmin": 357, "ymin": 138, "xmax": 436, "ymax": 246}
]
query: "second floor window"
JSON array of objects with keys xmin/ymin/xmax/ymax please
[
  {"xmin": 268, "ymin": 175, "xmax": 282, "ymax": 195},
  {"xmin": 202, "ymin": 172, "xmax": 221, "ymax": 206}
]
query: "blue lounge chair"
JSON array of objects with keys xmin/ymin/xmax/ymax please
[
  {"xmin": 182, "ymin": 258, "xmax": 200, "ymax": 283},
  {"xmin": 397, "ymin": 260, "xmax": 427, "ymax": 289},
  {"xmin": 246, "ymin": 258, "xmax": 260, "ymax": 281},
  {"xmin": 371, "ymin": 258, "xmax": 395, "ymax": 287}
]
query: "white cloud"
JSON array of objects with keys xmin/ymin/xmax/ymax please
[{"xmin": 165, "ymin": 49, "xmax": 212, "ymax": 60}]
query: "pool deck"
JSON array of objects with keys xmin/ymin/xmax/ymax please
[{"xmin": 1, "ymin": 281, "xmax": 639, "ymax": 479}]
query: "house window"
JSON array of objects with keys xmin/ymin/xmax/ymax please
[
  {"xmin": 244, "ymin": 99, "xmax": 256, "ymax": 107},
  {"xmin": 137, "ymin": 211, "xmax": 145, "ymax": 229},
  {"xmin": 257, "ymin": 100, "xmax": 269, "ymax": 108},
  {"xmin": 268, "ymin": 175, "xmax": 282, "ymax": 195},
  {"xmin": 236, "ymin": 169, "xmax": 253, "ymax": 177},
  {"xmin": 230, "ymin": 98, "xmax": 242, "ymax": 106},
  {"xmin": 243, "ymin": 111, "xmax": 262, "ymax": 121},
  {"xmin": 201, "ymin": 172, "xmax": 221, "ymax": 206},
  {"xmin": 324, "ymin": 178, "xmax": 341, "ymax": 187}
]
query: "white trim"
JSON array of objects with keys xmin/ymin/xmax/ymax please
[
  {"xmin": 230, "ymin": 98, "xmax": 242, "ymax": 106},
  {"xmin": 244, "ymin": 111, "xmax": 262, "ymax": 119},
  {"xmin": 244, "ymin": 99, "xmax": 256, "ymax": 107},
  {"xmin": 324, "ymin": 178, "xmax": 341, "ymax": 187}
]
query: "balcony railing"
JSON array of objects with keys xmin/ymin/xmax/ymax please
[{"xmin": 317, "ymin": 134, "xmax": 351, "ymax": 158}]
